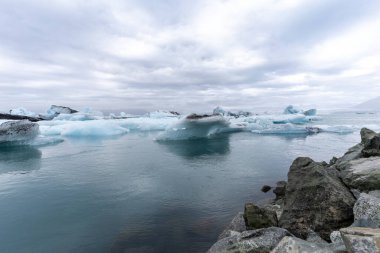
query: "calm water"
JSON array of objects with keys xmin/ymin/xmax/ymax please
[{"xmin": 0, "ymin": 112, "xmax": 378, "ymax": 253}]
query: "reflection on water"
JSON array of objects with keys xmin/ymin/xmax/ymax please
[
  {"xmin": 0, "ymin": 144, "xmax": 42, "ymax": 173},
  {"xmin": 157, "ymin": 135, "xmax": 230, "ymax": 158}
]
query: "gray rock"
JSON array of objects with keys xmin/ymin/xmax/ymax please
[
  {"xmin": 0, "ymin": 120, "xmax": 39, "ymax": 142},
  {"xmin": 271, "ymin": 236, "xmax": 334, "ymax": 253},
  {"xmin": 330, "ymin": 231, "xmax": 344, "ymax": 245},
  {"xmin": 207, "ymin": 227, "xmax": 292, "ymax": 253},
  {"xmin": 353, "ymin": 193, "xmax": 380, "ymax": 228},
  {"xmin": 262, "ymin": 185, "xmax": 272, "ymax": 193},
  {"xmin": 335, "ymin": 144, "xmax": 364, "ymax": 170},
  {"xmin": 262, "ymin": 203, "xmax": 283, "ymax": 220},
  {"xmin": 306, "ymin": 230, "xmax": 329, "ymax": 246},
  {"xmin": 360, "ymin": 128, "xmax": 380, "ymax": 158},
  {"xmin": 370, "ymin": 190, "xmax": 380, "ymax": 198},
  {"xmin": 340, "ymin": 227, "xmax": 380, "ymax": 253},
  {"xmin": 279, "ymin": 157, "xmax": 356, "ymax": 241},
  {"xmin": 244, "ymin": 203, "xmax": 278, "ymax": 230},
  {"xmin": 218, "ymin": 212, "xmax": 246, "ymax": 240},
  {"xmin": 273, "ymin": 181, "xmax": 287, "ymax": 200},
  {"xmin": 340, "ymin": 157, "xmax": 380, "ymax": 192}
]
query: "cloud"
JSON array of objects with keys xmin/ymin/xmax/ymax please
[{"xmin": 0, "ymin": 0, "xmax": 380, "ymax": 113}]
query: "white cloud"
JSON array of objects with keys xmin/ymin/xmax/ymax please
[{"xmin": 0, "ymin": 0, "xmax": 379, "ymax": 112}]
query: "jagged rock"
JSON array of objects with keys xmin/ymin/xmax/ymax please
[
  {"xmin": 330, "ymin": 231, "xmax": 344, "ymax": 244},
  {"xmin": 279, "ymin": 157, "xmax": 355, "ymax": 241},
  {"xmin": 360, "ymin": 128, "xmax": 380, "ymax": 158},
  {"xmin": 262, "ymin": 203, "xmax": 283, "ymax": 220},
  {"xmin": 244, "ymin": 203, "xmax": 278, "ymax": 229},
  {"xmin": 207, "ymin": 227, "xmax": 292, "ymax": 253},
  {"xmin": 0, "ymin": 120, "xmax": 39, "ymax": 142},
  {"xmin": 306, "ymin": 230, "xmax": 329, "ymax": 246},
  {"xmin": 335, "ymin": 144, "xmax": 364, "ymax": 170},
  {"xmin": 353, "ymin": 193, "xmax": 380, "ymax": 228},
  {"xmin": 273, "ymin": 181, "xmax": 287, "ymax": 200},
  {"xmin": 262, "ymin": 185, "xmax": 272, "ymax": 193},
  {"xmin": 271, "ymin": 236, "xmax": 334, "ymax": 253},
  {"xmin": 370, "ymin": 190, "xmax": 380, "ymax": 198},
  {"xmin": 340, "ymin": 157, "xmax": 380, "ymax": 192},
  {"xmin": 218, "ymin": 212, "xmax": 246, "ymax": 240},
  {"xmin": 340, "ymin": 227, "xmax": 380, "ymax": 253}
]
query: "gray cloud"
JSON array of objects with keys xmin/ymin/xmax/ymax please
[{"xmin": 0, "ymin": 0, "xmax": 380, "ymax": 113}]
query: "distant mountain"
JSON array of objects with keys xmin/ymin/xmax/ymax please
[{"xmin": 355, "ymin": 96, "xmax": 380, "ymax": 111}]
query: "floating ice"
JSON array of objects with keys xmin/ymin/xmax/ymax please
[
  {"xmin": 157, "ymin": 114, "xmax": 230, "ymax": 140},
  {"xmin": 145, "ymin": 110, "xmax": 180, "ymax": 118},
  {"xmin": 39, "ymin": 120, "xmax": 129, "ymax": 137},
  {"xmin": 283, "ymin": 105, "xmax": 303, "ymax": 114},
  {"xmin": 9, "ymin": 107, "xmax": 37, "ymax": 117},
  {"xmin": 250, "ymin": 123, "xmax": 320, "ymax": 134},
  {"xmin": 213, "ymin": 106, "xmax": 252, "ymax": 117},
  {"xmin": 304, "ymin": 109, "xmax": 317, "ymax": 116},
  {"xmin": 0, "ymin": 120, "xmax": 39, "ymax": 143}
]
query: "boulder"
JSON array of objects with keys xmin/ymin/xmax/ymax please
[
  {"xmin": 273, "ymin": 181, "xmax": 287, "ymax": 200},
  {"xmin": 0, "ymin": 120, "xmax": 39, "ymax": 142},
  {"xmin": 340, "ymin": 227, "xmax": 380, "ymax": 253},
  {"xmin": 244, "ymin": 203, "xmax": 278, "ymax": 230},
  {"xmin": 271, "ymin": 236, "xmax": 334, "ymax": 253},
  {"xmin": 353, "ymin": 193, "xmax": 380, "ymax": 228},
  {"xmin": 207, "ymin": 227, "xmax": 292, "ymax": 253},
  {"xmin": 218, "ymin": 212, "xmax": 246, "ymax": 240},
  {"xmin": 335, "ymin": 144, "xmax": 364, "ymax": 170},
  {"xmin": 340, "ymin": 157, "xmax": 380, "ymax": 192},
  {"xmin": 262, "ymin": 185, "xmax": 272, "ymax": 193},
  {"xmin": 279, "ymin": 157, "xmax": 356, "ymax": 241},
  {"xmin": 360, "ymin": 128, "xmax": 380, "ymax": 158}
]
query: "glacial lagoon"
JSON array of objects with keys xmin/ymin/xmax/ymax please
[{"xmin": 0, "ymin": 112, "xmax": 379, "ymax": 253}]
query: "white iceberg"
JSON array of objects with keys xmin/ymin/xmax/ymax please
[
  {"xmin": 9, "ymin": 107, "xmax": 37, "ymax": 117},
  {"xmin": 283, "ymin": 105, "xmax": 303, "ymax": 114},
  {"xmin": 157, "ymin": 114, "xmax": 230, "ymax": 140},
  {"xmin": 145, "ymin": 110, "xmax": 180, "ymax": 118}
]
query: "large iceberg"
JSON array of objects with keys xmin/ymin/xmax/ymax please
[
  {"xmin": 157, "ymin": 114, "xmax": 230, "ymax": 140},
  {"xmin": 0, "ymin": 120, "xmax": 39, "ymax": 143}
]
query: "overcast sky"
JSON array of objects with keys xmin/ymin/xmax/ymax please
[{"xmin": 1, "ymin": 0, "xmax": 380, "ymax": 113}]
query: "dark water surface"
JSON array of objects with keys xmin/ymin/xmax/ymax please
[{"xmin": 0, "ymin": 114, "xmax": 369, "ymax": 252}]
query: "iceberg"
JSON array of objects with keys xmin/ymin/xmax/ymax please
[
  {"xmin": 157, "ymin": 114, "xmax": 230, "ymax": 140},
  {"xmin": 213, "ymin": 106, "xmax": 252, "ymax": 118},
  {"xmin": 250, "ymin": 123, "xmax": 320, "ymax": 134},
  {"xmin": 47, "ymin": 105, "xmax": 78, "ymax": 115},
  {"xmin": 304, "ymin": 109, "xmax": 317, "ymax": 116},
  {"xmin": 39, "ymin": 120, "xmax": 129, "ymax": 137},
  {"xmin": 145, "ymin": 110, "xmax": 180, "ymax": 118},
  {"xmin": 283, "ymin": 105, "xmax": 318, "ymax": 117},
  {"xmin": 283, "ymin": 105, "xmax": 303, "ymax": 114},
  {"xmin": 9, "ymin": 107, "xmax": 37, "ymax": 117},
  {"xmin": 0, "ymin": 120, "xmax": 39, "ymax": 143}
]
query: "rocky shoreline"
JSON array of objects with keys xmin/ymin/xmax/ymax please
[{"xmin": 208, "ymin": 128, "xmax": 380, "ymax": 253}]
